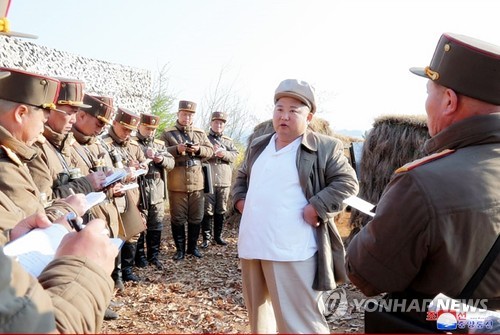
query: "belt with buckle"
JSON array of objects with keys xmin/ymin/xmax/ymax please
[
  {"xmin": 145, "ymin": 171, "xmax": 161, "ymax": 179},
  {"xmin": 176, "ymin": 159, "xmax": 201, "ymax": 167},
  {"xmin": 215, "ymin": 158, "xmax": 229, "ymax": 164}
]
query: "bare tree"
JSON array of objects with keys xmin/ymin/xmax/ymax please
[{"xmin": 199, "ymin": 67, "xmax": 258, "ymax": 145}]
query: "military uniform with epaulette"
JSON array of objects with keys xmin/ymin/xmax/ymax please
[
  {"xmin": 134, "ymin": 113, "xmax": 175, "ymax": 269},
  {"xmin": 101, "ymin": 108, "xmax": 147, "ymax": 282},
  {"xmin": 160, "ymin": 100, "xmax": 214, "ymax": 260},
  {"xmin": 346, "ymin": 33, "xmax": 500, "ymax": 311},
  {"xmin": 71, "ymin": 94, "xmax": 123, "ymax": 239},
  {"xmin": 27, "ymin": 79, "xmax": 98, "ymax": 202},
  {"xmin": 71, "ymin": 94, "xmax": 125, "ymax": 319},
  {"xmin": 0, "ymin": 64, "xmax": 114, "ymax": 333},
  {"xmin": 0, "ymin": 69, "xmax": 82, "ymax": 223},
  {"xmin": 201, "ymin": 111, "xmax": 239, "ymax": 248}
]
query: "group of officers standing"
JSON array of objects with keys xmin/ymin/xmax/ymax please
[{"xmin": 0, "ymin": 66, "xmax": 238, "ymax": 322}]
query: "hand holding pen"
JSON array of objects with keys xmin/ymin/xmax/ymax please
[
  {"xmin": 66, "ymin": 212, "xmax": 84, "ymax": 232},
  {"xmin": 55, "ymin": 218, "xmax": 118, "ymax": 275},
  {"xmin": 62, "ymin": 188, "xmax": 87, "ymax": 217}
]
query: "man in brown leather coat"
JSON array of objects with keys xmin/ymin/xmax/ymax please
[
  {"xmin": 161, "ymin": 100, "xmax": 214, "ymax": 260},
  {"xmin": 231, "ymin": 79, "xmax": 358, "ymax": 333}
]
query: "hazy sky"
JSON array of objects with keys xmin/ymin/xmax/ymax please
[{"xmin": 8, "ymin": 0, "xmax": 500, "ymax": 131}]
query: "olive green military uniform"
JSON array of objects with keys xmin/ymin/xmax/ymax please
[
  {"xmin": 0, "ymin": 69, "xmax": 112, "ymax": 332},
  {"xmin": 0, "ymin": 126, "xmax": 78, "ymax": 222},
  {"xmin": 28, "ymin": 78, "xmax": 95, "ymax": 200},
  {"xmin": 72, "ymin": 94, "xmax": 126, "ymax": 297},
  {"xmin": 0, "ymin": 189, "xmax": 24, "ymax": 234},
  {"xmin": 102, "ymin": 115, "xmax": 146, "ymax": 282},
  {"xmin": 102, "ymin": 127, "xmax": 146, "ymax": 208},
  {"xmin": 28, "ymin": 126, "xmax": 95, "ymax": 199},
  {"xmin": 201, "ymin": 128, "xmax": 238, "ymax": 246},
  {"xmin": 161, "ymin": 120, "xmax": 214, "ymax": 259},
  {"xmin": 134, "ymin": 131, "xmax": 174, "ymax": 268},
  {"xmin": 0, "ymin": 226, "xmax": 114, "ymax": 333},
  {"xmin": 72, "ymin": 126, "xmax": 122, "ymax": 237}
]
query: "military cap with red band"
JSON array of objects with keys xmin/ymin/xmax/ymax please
[
  {"xmin": 115, "ymin": 107, "xmax": 140, "ymax": 130},
  {"xmin": 140, "ymin": 113, "xmax": 160, "ymax": 128},
  {"xmin": 211, "ymin": 111, "xmax": 227, "ymax": 122},
  {"xmin": 410, "ymin": 33, "xmax": 500, "ymax": 105},
  {"xmin": 178, "ymin": 100, "xmax": 197, "ymax": 113},
  {"xmin": 83, "ymin": 94, "xmax": 114, "ymax": 125},
  {"xmin": 54, "ymin": 77, "xmax": 91, "ymax": 110},
  {"xmin": 0, "ymin": 67, "xmax": 60, "ymax": 110}
]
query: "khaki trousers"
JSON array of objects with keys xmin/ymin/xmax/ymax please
[{"xmin": 240, "ymin": 255, "xmax": 329, "ymax": 334}]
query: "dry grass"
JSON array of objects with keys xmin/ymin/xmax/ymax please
[{"xmin": 101, "ymin": 212, "xmax": 367, "ymax": 334}]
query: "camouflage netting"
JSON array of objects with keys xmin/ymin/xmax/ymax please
[
  {"xmin": 226, "ymin": 117, "xmax": 363, "ymax": 226},
  {"xmin": 0, "ymin": 35, "xmax": 151, "ymax": 113},
  {"xmin": 346, "ymin": 114, "xmax": 430, "ymax": 245}
]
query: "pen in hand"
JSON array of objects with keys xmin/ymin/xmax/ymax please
[{"xmin": 66, "ymin": 212, "xmax": 84, "ymax": 232}]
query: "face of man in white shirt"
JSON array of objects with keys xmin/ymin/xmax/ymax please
[{"xmin": 273, "ymin": 96, "xmax": 313, "ymax": 146}]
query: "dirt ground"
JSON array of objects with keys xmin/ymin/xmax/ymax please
[{"xmin": 101, "ymin": 211, "xmax": 369, "ymax": 334}]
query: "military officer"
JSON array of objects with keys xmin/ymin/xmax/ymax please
[
  {"xmin": 28, "ymin": 78, "xmax": 107, "ymax": 200},
  {"xmin": 0, "ymin": 67, "xmax": 86, "ymax": 221},
  {"xmin": 72, "ymin": 94, "xmax": 123, "ymax": 236},
  {"xmin": 102, "ymin": 107, "xmax": 147, "ymax": 282},
  {"xmin": 72, "ymin": 94, "xmax": 127, "ymax": 311},
  {"xmin": 134, "ymin": 113, "xmax": 174, "ymax": 269},
  {"xmin": 161, "ymin": 100, "xmax": 214, "ymax": 260},
  {"xmin": 201, "ymin": 111, "xmax": 238, "ymax": 248}
]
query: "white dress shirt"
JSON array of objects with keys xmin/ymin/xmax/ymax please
[{"xmin": 238, "ymin": 134, "xmax": 318, "ymax": 261}]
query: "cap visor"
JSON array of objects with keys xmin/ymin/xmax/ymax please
[
  {"xmin": 0, "ymin": 31, "xmax": 38, "ymax": 39},
  {"xmin": 97, "ymin": 115, "xmax": 112, "ymax": 125},
  {"xmin": 409, "ymin": 67, "xmax": 428, "ymax": 78},
  {"xmin": 119, "ymin": 122, "xmax": 138, "ymax": 131},
  {"xmin": 275, "ymin": 92, "xmax": 312, "ymax": 110},
  {"xmin": 0, "ymin": 71, "xmax": 10, "ymax": 80},
  {"xmin": 74, "ymin": 102, "xmax": 92, "ymax": 109},
  {"xmin": 53, "ymin": 108, "xmax": 71, "ymax": 115}
]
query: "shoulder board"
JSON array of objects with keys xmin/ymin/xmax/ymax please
[
  {"xmin": 164, "ymin": 127, "xmax": 177, "ymax": 132},
  {"xmin": 154, "ymin": 138, "xmax": 165, "ymax": 145},
  {"xmin": 0, "ymin": 145, "xmax": 23, "ymax": 166},
  {"xmin": 130, "ymin": 136, "xmax": 139, "ymax": 141},
  {"xmin": 221, "ymin": 135, "xmax": 232, "ymax": 141},
  {"xmin": 395, "ymin": 149, "xmax": 455, "ymax": 173},
  {"xmin": 129, "ymin": 139, "xmax": 139, "ymax": 145},
  {"xmin": 192, "ymin": 127, "xmax": 205, "ymax": 133}
]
